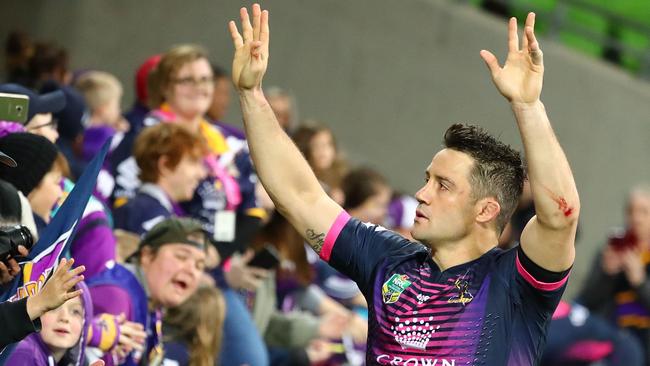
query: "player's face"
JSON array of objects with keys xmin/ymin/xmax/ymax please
[{"xmin": 412, "ymin": 149, "xmax": 477, "ymax": 245}]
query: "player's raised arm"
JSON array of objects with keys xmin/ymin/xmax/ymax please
[
  {"xmin": 480, "ymin": 13, "xmax": 579, "ymax": 272},
  {"xmin": 228, "ymin": 4, "xmax": 342, "ymax": 254}
]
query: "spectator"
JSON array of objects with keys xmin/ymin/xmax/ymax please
[
  {"xmin": 40, "ymin": 81, "xmax": 87, "ymax": 180},
  {"xmin": 266, "ymin": 87, "xmax": 296, "ymax": 132},
  {"xmin": 293, "ymin": 123, "xmax": 348, "ymax": 204},
  {"xmin": 86, "ymin": 217, "xmax": 207, "ymax": 365},
  {"xmin": 0, "ymin": 133, "xmax": 64, "ymax": 231},
  {"xmin": 26, "ymin": 41, "xmax": 71, "ymax": 90},
  {"xmin": 0, "ymin": 83, "xmax": 65, "ymax": 143},
  {"xmin": 124, "ymin": 55, "xmax": 161, "ymax": 134},
  {"xmin": 75, "ymin": 71, "xmax": 129, "ymax": 137},
  {"xmin": 206, "ymin": 64, "xmax": 244, "ymax": 139},
  {"xmin": 341, "ymin": 167, "xmax": 392, "ymax": 225},
  {"xmin": 1, "ymin": 258, "xmax": 86, "ymax": 350},
  {"xmin": 5, "ymin": 31, "xmax": 34, "ymax": 86},
  {"xmin": 163, "ymin": 286, "xmax": 226, "ymax": 366},
  {"xmin": 113, "ymin": 123, "xmax": 208, "ymax": 235},
  {"xmin": 579, "ymin": 185, "xmax": 650, "ymax": 363},
  {"xmin": 75, "ymin": 71, "xmax": 130, "ymax": 203},
  {"xmin": 6, "ymin": 280, "xmax": 92, "ymax": 366}
]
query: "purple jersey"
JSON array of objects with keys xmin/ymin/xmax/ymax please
[{"xmin": 321, "ymin": 212, "xmax": 569, "ymax": 366}]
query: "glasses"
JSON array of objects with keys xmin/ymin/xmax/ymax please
[
  {"xmin": 27, "ymin": 119, "xmax": 58, "ymax": 131},
  {"xmin": 171, "ymin": 76, "xmax": 214, "ymax": 88}
]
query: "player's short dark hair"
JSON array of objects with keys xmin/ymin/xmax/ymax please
[{"xmin": 444, "ymin": 124, "xmax": 525, "ymax": 233}]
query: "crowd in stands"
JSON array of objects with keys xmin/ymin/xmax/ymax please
[{"xmin": 1, "ymin": 27, "xmax": 650, "ymax": 366}]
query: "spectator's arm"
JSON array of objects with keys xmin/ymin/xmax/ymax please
[{"xmin": 0, "ymin": 298, "xmax": 41, "ymax": 349}]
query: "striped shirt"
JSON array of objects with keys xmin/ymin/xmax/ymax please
[{"xmin": 321, "ymin": 211, "xmax": 569, "ymax": 366}]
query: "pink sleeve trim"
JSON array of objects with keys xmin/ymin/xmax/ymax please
[
  {"xmin": 320, "ymin": 211, "xmax": 351, "ymax": 262},
  {"xmin": 564, "ymin": 341, "xmax": 613, "ymax": 361},
  {"xmin": 515, "ymin": 252, "xmax": 569, "ymax": 292}
]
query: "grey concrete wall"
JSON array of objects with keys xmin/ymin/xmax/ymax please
[{"xmin": 2, "ymin": 0, "xmax": 650, "ymax": 298}]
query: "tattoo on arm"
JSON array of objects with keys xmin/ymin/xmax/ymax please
[{"xmin": 305, "ymin": 229, "xmax": 326, "ymax": 254}]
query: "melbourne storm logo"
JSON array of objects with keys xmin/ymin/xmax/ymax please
[{"xmin": 447, "ymin": 278, "xmax": 473, "ymax": 305}]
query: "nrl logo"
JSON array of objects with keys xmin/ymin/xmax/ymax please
[
  {"xmin": 447, "ymin": 278, "xmax": 473, "ymax": 305},
  {"xmin": 382, "ymin": 274, "xmax": 412, "ymax": 304}
]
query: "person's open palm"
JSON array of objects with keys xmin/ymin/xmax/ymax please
[
  {"xmin": 229, "ymin": 4, "xmax": 269, "ymax": 91},
  {"xmin": 480, "ymin": 13, "xmax": 543, "ymax": 104}
]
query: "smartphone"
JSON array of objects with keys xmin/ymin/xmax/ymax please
[
  {"xmin": 248, "ymin": 244, "xmax": 281, "ymax": 270},
  {"xmin": 0, "ymin": 93, "xmax": 29, "ymax": 124},
  {"xmin": 608, "ymin": 230, "xmax": 638, "ymax": 252}
]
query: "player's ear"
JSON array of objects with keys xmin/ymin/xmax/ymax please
[{"xmin": 475, "ymin": 197, "xmax": 500, "ymax": 225}]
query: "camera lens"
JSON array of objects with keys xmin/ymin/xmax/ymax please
[{"xmin": 3, "ymin": 226, "xmax": 33, "ymax": 251}]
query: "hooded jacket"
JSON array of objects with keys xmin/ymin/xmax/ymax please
[{"xmin": 5, "ymin": 281, "xmax": 93, "ymax": 366}]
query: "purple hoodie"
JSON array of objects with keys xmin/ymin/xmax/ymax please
[{"xmin": 5, "ymin": 281, "xmax": 94, "ymax": 366}]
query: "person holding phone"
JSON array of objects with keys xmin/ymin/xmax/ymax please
[
  {"xmin": 0, "ymin": 83, "xmax": 65, "ymax": 143},
  {"xmin": 579, "ymin": 185, "xmax": 650, "ymax": 364}
]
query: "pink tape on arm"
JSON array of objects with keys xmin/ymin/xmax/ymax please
[
  {"xmin": 515, "ymin": 252, "xmax": 569, "ymax": 292},
  {"xmin": 320, "ymin": 211, "xmax": 351, "ymax": 262}
]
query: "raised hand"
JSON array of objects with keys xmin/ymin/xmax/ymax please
[
  {"xmin": 229, "ymin": 4, "xmax": 270, "ymax": 91},
  {"xmin": 26, "ymin": 258, "xmax": 85, "ymax": 320},
  {"xmin": 480, "ymin": 13, "xmax": 543, "ymax": 104}
]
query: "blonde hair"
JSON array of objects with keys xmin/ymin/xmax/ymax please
[
  {"xmin": 147, "ymin": 44, "xmax": 209, "ymax": 108},
  {"xmin": 75, "ymin": 71, "xmax": 123, "ymax": 112},
  {"xmin": 164, "ymin": 286, "xmax": 225, "ymax": 366}
]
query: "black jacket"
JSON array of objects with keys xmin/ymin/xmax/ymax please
[{"xmin": 0, "ymin": 297, "xmax": 41, "ymax": 349}]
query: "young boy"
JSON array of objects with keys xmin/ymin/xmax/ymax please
[
  {"xmin": 75, "ymin": 71, "xmax": 130, "ymax": 204},
  {"xmin": 75, "ymin": 71, "xmax": 129, "ymax": 136},
  {"xmin": 112, "ymin": 123, "xmax": 207, "ymax": 235},
  {"xmin": 6, "ymin": 281, "xmax": 93, "ymax": 366}
]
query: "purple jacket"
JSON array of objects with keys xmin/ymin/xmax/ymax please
[{"xmin": 6, "ymin": 281, "xmax": 94, "ymax": 366}]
